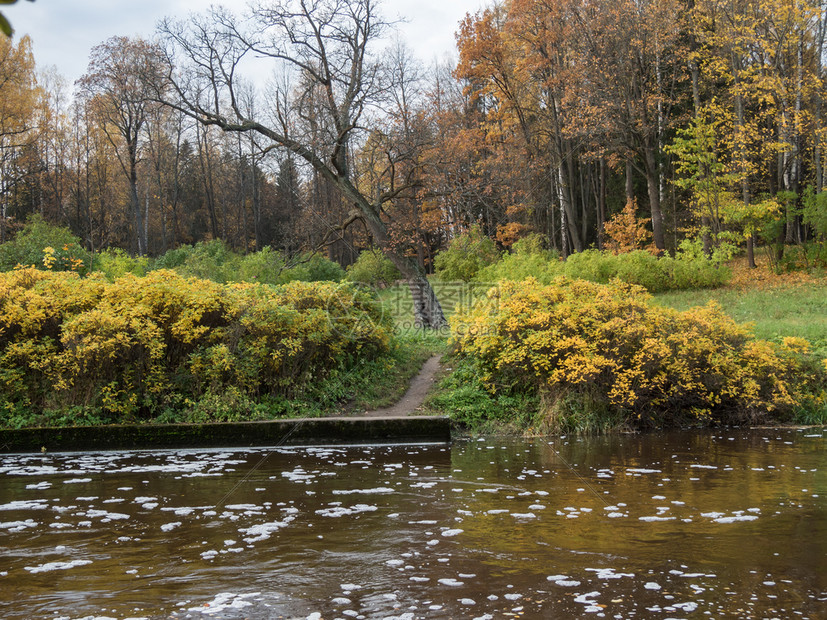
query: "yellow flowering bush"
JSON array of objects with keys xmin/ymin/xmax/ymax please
[
  {"xmin": 452, "ymin": 277, "xmax": 817, "ymax": 428},
  {"xmin": 0, "ymin": 268, "xmax": 391, "ymax": 425}
]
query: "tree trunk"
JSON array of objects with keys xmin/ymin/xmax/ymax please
[
  {"xmin": 129, "ymin": 144, "xmax": 144, "ymax": 256},
  {"xmin": 625, "ymin": 158, "xmax": 635, "ymax": 204},
  {"xmin": 557, "ymin": 161, "xmax": 583, "ymax": 253},
  {"xmin": 643, "ymin": 145, "xmax": 666, "ymax": 251}
]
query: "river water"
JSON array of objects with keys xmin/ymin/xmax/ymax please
[{"xmin": 0, "ymin": 428, "xmax": 824, "ymax": 619}]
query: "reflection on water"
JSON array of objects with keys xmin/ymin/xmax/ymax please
[{"xmin": 0, "ymin": 429, "xmax": 824, "ymax": 619}]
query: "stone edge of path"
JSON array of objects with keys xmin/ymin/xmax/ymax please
[{"xmin": 0, "ymin": 415, "xmax": 451, "ymax": 453}]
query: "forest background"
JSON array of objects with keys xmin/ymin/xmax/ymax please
[{"xmin": 2, "ymin": 0, "xmax": 827, "ymax": 277}]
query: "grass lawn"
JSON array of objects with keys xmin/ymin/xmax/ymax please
[{"xmin": 653, "ymin": 261, "xmax": 827, "ymax": 356}]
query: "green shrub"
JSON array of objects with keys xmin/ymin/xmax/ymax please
[
  {"xmin": 452, "ymin": 277, "xmax": 825, "ymax": 429},
  {"xmin": 172, "ymin": 239, "xmax": 242, "ymax": 283},
  {"xmin": 478, "ymin": 244, "xmax": 728, "ymax": 292},
  {"xmin": 346, "ymin": 249, "xmax": 401, "ymax": 287},
  {"xmin": 609, "ymin": 250, "xmax": 670, "ymax": 292},
  {"xmin": 476, "ymin": 235, "xmax": 561, "ymax": 283},
  {"xmin": 0, "ymin": 215, "xmax": 91, "ymax": 275},
  {"xmin": 152, "ymin": 245, "xmax": 193, "ymax": 270},
  {"xmin": 236, "ymin": 246, "xmax": 289, "ymax": 286},
  {"xmin": 562, "ymin": 249, "xmax": 621, "ymax": 285},
  {"xmin": 292, "ymin": 252, "xmax": 346, "ymax": 282},
  {"xmin": 669, "ymin": 240, "xmax": 732, "ymax": 288},
  {"xmin": 434, "ymin": 225, "xmax": 500, "ymax": 282},
  {"xmin": 92, "ymin": 248, "xmax": 151, "ymax": 280}
]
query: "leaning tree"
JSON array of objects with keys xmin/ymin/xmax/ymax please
[{"xmin": 158, "ymin": 0, "xmax": 447, "ymax": 328}]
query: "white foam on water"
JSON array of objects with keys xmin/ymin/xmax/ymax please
[
  {"xmin": 573, "ymin": 591, "xmax": 602, "ymax": 613},
  {"xmin": 0, "ymin": 500, "xmax": 49, "ymax": 511},
  {"xmin": 25, "ymin": 482, "xmax": 51, "ymax": 490},
  {"xmin": 1, "ymin": 519, "xmax": 39, "ymax": 532},
  {"xmin": 187, "ymin": 592, "xmax": 260, "ymax": 614},
  {"xmin": 438, "ymin": 578, "xmax": 464, "ymax": 586},
  {"xmin": 510, "ymin": 513, "xmax": 536, "ymax": 519},
  {"xmin": 586, "ymin": 568, "xmax": 634, "ymax": 579},
  {"xmin": 63, "ymin": 478, "xmax": 93, "ymax": 484},
  {"xmin": 24, "ymin": 559, "xmax": 92, "ymax": 573},
  {"xmin": 441, "ymin": 529, "xmax": 463, "ymax": 537},
  {"xmin": 690, "ymin": 464, "xmax": 718, "ymax": 469},
  {"xmin": 460, "ymin": 598, "xmax": 476, "ymax": 604},
  {"xmin": 626, "ymin": 468, "xmax": 661, "ymax": 474},
  {"xmin": 340, "ymin": 583, "xmax": 362, "ymax": 591},
  {"xmin": 316, "ymin": 504, "xmax": 377, "ymax": 518},
  {"xmin": 85, "ymin": 510, "xmax": 129, "ymax": 520},
  {"xmin": 713, "ymin": 514, "xmax": 758, "ymax": 523},
  {"xmin": 332, "ymin": 487, "xmax": 394, "ymax": 495},
  {"xmin": 224, "ymin": 504, "xmax": 262, "ymax": 511},
  {"xmin": 161, "ymin": 522, "xmax": 181, "ymax": 532},
  {"xmin": 239, "ymin": 514, "xmax": 297, "ymax": 543},
  {"xmin": 644, "ymin": 582, "xmax": 661, "ymax": 590}
]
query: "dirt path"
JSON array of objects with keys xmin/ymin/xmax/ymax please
[{"xmin": 361, "ymin": 355, "xmax": 443, "ymax": 417}]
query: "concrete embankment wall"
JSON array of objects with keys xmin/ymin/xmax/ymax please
[{"xmin": 0, "ymin": 416, "xmax": 451, "ymax": 453}]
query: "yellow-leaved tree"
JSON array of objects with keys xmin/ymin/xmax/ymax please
[{"xmin": 0, "ymin": 33, "xmax": 40, "ymax": 243}]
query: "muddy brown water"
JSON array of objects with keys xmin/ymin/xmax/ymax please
[{"xmin": 0, "ymin": 428, "xmax": 824, "ymax": 619}]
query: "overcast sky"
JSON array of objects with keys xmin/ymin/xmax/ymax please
[{"xmin": 5, "ymin": 0, "xmax": 486, "ymax": 87}]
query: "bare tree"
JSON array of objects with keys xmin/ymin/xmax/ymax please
[
  {"xmin": 78, "ymin": 36, "xmax": 167, "ymax": 256},
  {"xmin": 158, "ymin": 0, "xmax": 447, "ymax": 328}
]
